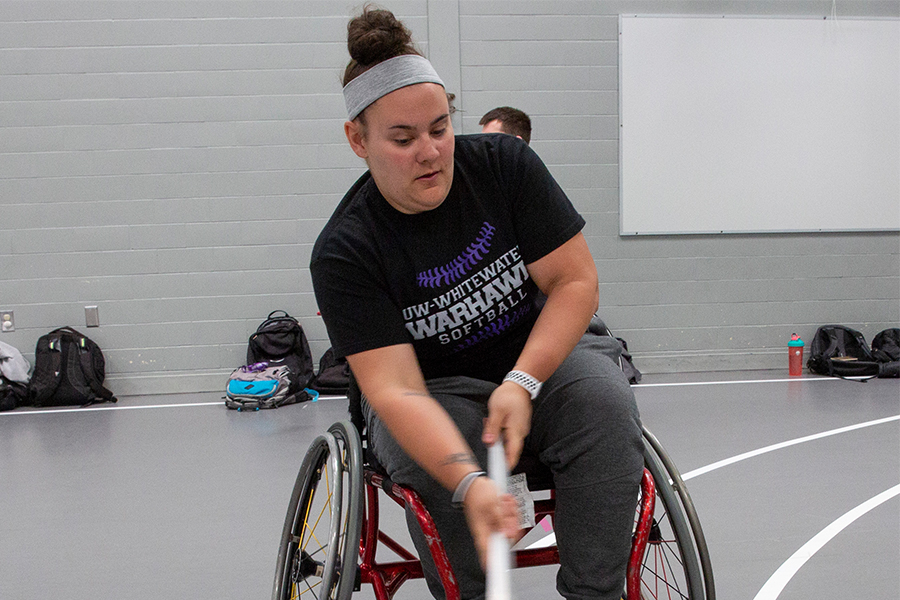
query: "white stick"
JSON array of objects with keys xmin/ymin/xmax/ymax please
[{"xmin": 486, "ymin": 441, "xmax": 512, "ymax": 600}]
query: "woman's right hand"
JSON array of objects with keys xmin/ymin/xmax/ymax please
[{"xmin": 461, "ymin": 476, "xmax": 520, "ymax": 570}]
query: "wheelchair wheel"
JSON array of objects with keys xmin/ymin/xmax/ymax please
[
  {"xmin": 273, "ymin": 421, "xmax": 363, "ymax": 600},
  {"xmin": 642, "ymin": 427, "xmax": 715, "ymax": 600},
  {"xmin": 633, "ymin": 427, "xmax": 715, "ymax": 600}
]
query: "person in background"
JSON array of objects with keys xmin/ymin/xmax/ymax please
[
  {"xmin": 480, "ymin": 106, "xmax": 532, "ymax": 145},
  {"xmin": 311, "ymin": 7, "xmax": 643, "ymax": 600}
]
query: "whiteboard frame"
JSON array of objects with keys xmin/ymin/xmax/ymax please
[{"xmin": 618, "ymin": 15, "xmax": 900, "ymax": 236}]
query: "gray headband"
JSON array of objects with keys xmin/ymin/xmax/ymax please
[{"xmin": 343, "ymin": 54, "xmax": 445, "ymax": 121}]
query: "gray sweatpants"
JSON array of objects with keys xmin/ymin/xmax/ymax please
[{"xmin": 362, "ymin": 332, "xmax": 644, "ymax": 600}]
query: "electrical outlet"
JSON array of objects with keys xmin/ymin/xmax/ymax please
[
  {"xmin": 85, "ymin": 306, "xmax": 100, "ymax": 328},
  {"xmin": 1, "ymin": 310, "xmax": 13, "ymax": 332}
]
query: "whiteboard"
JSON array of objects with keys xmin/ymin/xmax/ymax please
[{"xmin": 619, "ymin": 16, "xmax": 900, "ymax": 235}]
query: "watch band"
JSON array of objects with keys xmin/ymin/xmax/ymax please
[{"xmin": 503, "ymin": 370, "xmax": 543, "ymax": 400}]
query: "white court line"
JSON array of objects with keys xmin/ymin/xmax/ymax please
[
  {"xmin": 1, "ymin": 375, "xmax": 877, "ymax": 416},
  {"xmin": 636, "ymin": 375, "xmax": 874, "ymax": 388},
  {"xmin": 0, "ymin": 395, "xmax": 348, "ymax": 417},
  {"xmin": 753, "ymin": 484, "xmax": 900, "ymax": 600},
  {"xmin": 527, "ymin": 414, "xmax": 899, "ymax": 551},
  {"xmin": 0, "ymin": 401, "xmax": 223, "ymax": 416},
  {"xmin": 681, "ymin": 415, "xmax": 900, "ymax": 481}
]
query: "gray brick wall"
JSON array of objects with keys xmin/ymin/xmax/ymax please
[
  {"xmin": 1, "ymin": 1, "xmax": 897, "ymax": 395},
  {"xmin": 456, "ymin": 0, "xmax": 899, "ymax": 374}
]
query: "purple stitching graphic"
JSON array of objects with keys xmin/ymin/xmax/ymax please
[
  {"xmin": 452, "ymin": 304, "xmax": 531, "ymax": 353},
  {"xmin": 416, "ymin": 222, "xmax": 496, "ymax": 288}
]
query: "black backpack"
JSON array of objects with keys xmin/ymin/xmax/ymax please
[
  {"xmin": 1, "ymin": 377, "xmax": 28, "ymax": 412},
  {"xmin": 28, "ymin": 327, "xmax": 117, "ymax": 407},
  {"xmin": 246, "ymin": 311, "xmax": 315, "ymax": 398},
  {"xmin": 871, "ymin": 328, "xmax": 900, "ymax": 378},
  {"xmin": 310, "ymin": 347, "xmax": 351, "ymax": 395},
  {"xmin": 871, "ymin": 328, "xmax": 900, "ymax": 361},
  {"xmin": 807, "ymin": 325, "xmax": 898, "ymax": 380},
  {"xmin": 0, "ymin": 341, "xmax": 30, "ymax": 411}
]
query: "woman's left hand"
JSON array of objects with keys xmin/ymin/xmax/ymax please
[
  {"xmin": 462, "ymin": 475, "xmax": 520, "ymax": 571},
  {"xmin": 482, "ymin": 381, "xmax": 532, "ymax": 470}
]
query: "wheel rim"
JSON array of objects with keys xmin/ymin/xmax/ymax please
[
  {"xmin": 277, "ymin": 434, "xmax": 343, "ymax": 599},
  {"xmin": 275, "ymin": 423, "xmax": 363, "ymax": 600},
  {"xmin": 635, "ymin": 443, "xmax": 705, "ymax": 600}
]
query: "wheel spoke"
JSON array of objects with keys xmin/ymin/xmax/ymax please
[
  {"xmin": 291, "ymin": 577, "xmax": 322, "ymax": 599},
  {"xmin": 641, "ymin": 545, "xmax": 689, "ymax": 599},
  {"xmin": 302, "ymin": 465, "xmax": 335, "ymax": 554}
]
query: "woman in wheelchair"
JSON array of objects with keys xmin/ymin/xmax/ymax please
[{"xmin": 309, "ymin": 7, "xmax": 644, "ymax": 599}]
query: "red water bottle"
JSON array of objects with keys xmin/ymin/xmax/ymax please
[{"xmin": 788, "ymin": 334, "xmax": 804, "ymax": 376}]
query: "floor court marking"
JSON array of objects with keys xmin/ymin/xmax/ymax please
[
  {"xmin": 753, "ymin": 483, "xmax": 900, "ymax": 600},
  {"xmin": 636, "ymin": 375, "xmax": 878, "ymax": 388},
  {"xmin": 0, "ymin": 401, "xmax": 223, "ymax": 416},
  {"xmin": 3, "ymin": 375, "xmax": 888, "ymax": 416},
  {"xmin": 681, "ymin": 414, "xmax": 900, "ymax": 481},
  {"xmin": 7, "ymin": 377, "xmax": 888, "ymax": 417},
  {"xmin": 0, "ymin": 396, "xmax": 346, "ymax": 417},
  {"xmin": 526, "ymin": 414, "xmax": 899, "ymax": 551}
]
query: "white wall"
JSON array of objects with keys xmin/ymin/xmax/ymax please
[{"xmin": 1, "ymin": 0, "xmax": 897, "ymax": 395}]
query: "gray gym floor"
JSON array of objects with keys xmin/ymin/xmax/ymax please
[{"xmin": 1, "ymin": 371, "xmax": 897, "ymax": 600}]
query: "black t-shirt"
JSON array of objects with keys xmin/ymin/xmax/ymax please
[{"xmin": 310, "ymin": 133, "xmax": 585, "ymax": 383}]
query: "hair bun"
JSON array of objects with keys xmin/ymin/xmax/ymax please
[{"xmin": 347, "ymin": 7, "xmax": 415, "ymax": 66}]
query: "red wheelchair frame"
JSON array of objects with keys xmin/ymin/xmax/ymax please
[
  {"xmin": 273, "ymin": 420, "xmax": 714, "ymax": 600},
  {"xmin": 358, "ymin": 467, "xmax": 655, "ymax": 600}
]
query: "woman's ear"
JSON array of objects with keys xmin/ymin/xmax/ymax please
[{"xmin": 344, "ymin": 120, "xmax": 368, "ymax": 159}]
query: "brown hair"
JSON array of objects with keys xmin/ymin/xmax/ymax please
[
  {"xmin": 479, "ymin": 106, "xmax": 532, "ymax": 145},
  {"xmin": 342, "ymin": 5, "xmax": 421, "ymax": 88}
]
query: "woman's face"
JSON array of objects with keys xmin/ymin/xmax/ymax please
[{"xmin": 345, "ymin": 83, "xmax": 454, "ymax": 214}]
